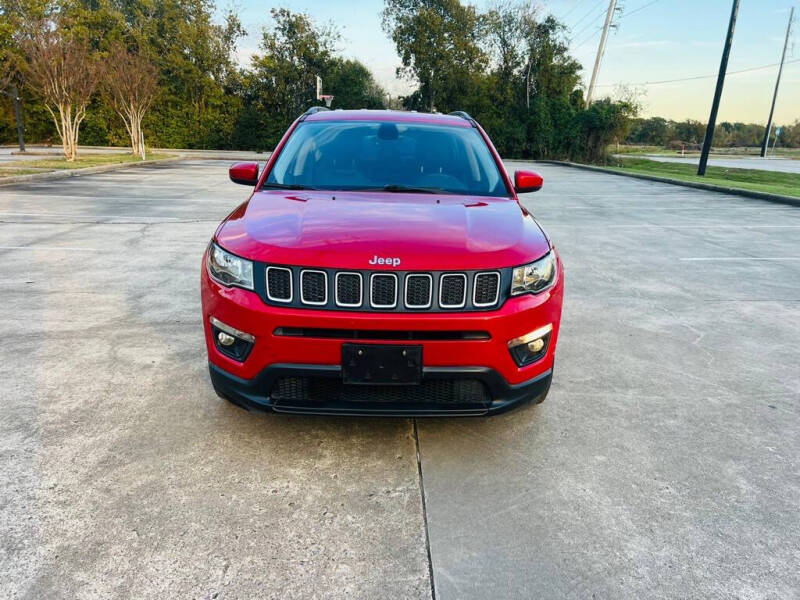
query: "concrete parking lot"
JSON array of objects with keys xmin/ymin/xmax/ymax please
[{"xmin": 1, "ymin": 160, "xmax": 799, "ymax": 599}]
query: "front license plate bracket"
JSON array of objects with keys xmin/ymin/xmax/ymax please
[{"xmin": 342, "ymin": 344, "xmax": 422, "ymax": 385}]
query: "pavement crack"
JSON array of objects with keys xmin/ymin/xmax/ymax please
[{"xmin": 413, "ymin": 419, "xmax": 436, "ymax": 600}]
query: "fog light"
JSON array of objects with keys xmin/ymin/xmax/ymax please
[
  {"xmin": 508, "ymin": 324, "xmax": 552, "ymax": 367},
  {"xmin": 210, "ymin": 316, "xmax": 255, "ymax": 361},
  {"xmin": 217, "ymin": 331, "xmax": 235, "ymax": 346},
  {"xmin": 527, "ymin": 338, "xmax": 544, "ymax": 354}
]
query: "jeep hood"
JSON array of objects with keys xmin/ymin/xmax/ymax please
[{"xmin": 215, "ymin": 190, "xmax": 550, "ymax": 271}]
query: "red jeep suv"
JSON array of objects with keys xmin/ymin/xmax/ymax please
[{"xmin": 201, "ymin": 108, "xmax": 564, "ymax": 416}]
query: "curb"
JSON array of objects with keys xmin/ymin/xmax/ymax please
[
  {"xmin": 0, "ymin": 156, "xmax": 183, "ymax": 186},
  {"xmin": 538, "ymin": 160, "xmax": 800, "ymax": 208}
]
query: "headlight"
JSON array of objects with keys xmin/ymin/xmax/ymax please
[
  {"xmin": 511, "ymin": 251, "xmax": 556, "ymax": 295},
  {"xmin": 207, "ymin": 242, "xmax": 254, "ymax": 290}
]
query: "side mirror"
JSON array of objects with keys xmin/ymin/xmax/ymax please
[
  {"xmin": 514, "ymin": 170, "xmax": 543, "ymax": 194},
  {"xmin": 229, "ymin": 162, "xmax": 259, "ymax": 186}
]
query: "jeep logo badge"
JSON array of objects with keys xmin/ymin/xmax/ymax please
[{"xmin": 369, "ymin": 255, "xmax": 401, "ymax": 267}]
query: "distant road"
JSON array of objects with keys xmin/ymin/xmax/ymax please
[
  {"xmin": 1, "ymin": 144, "xmax": 270, "ymax": 163},
  {"xmin": 623, "ymin": 154, "xmax": 800, "ymax": 175}
]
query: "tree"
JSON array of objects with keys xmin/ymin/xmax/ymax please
[
  {"xmin": 23, "ymin": 22, "xmax": 100, "ymax": 160},
  {"xmin": 103, "ymin": 44, "xmax": 158, "ymax": 158},
  {"xmin": 779, "ymin": 119, "xmax": 800, "ymax": 148},
  {"xmin": 628, "ymin": 117, "xmax": 668, "ymax": 145},
  {"xmin": 238, "ymin": 8, "xmax": 339, "ymax": 149},
  {"xmin": 671, "ymin": 119, "xmax": 705, "ymax": 145},
  {"xmin": 580, "ymin": 98, "xmax": 637, "ymax": 163},
  {"xmin": 326, "ymin": 58, "xmax": 386, "ymax": 109},
  {"xmin": 0, "ymin": 16, "xmax": 17, "ymax": 92},
  {"xmin": 382, "ymin": 0, "xmax": 486, "ymax": 111}
]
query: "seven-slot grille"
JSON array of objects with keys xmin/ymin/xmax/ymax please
[{"xmin": 264, "ymin": 267, "xmax": 504, "ymax": 311}]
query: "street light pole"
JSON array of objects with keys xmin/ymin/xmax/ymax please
[
  {"xmin": 698, "ymin": 0, "xmax": 740, "ymax": 176},
  {"xmin": 760, "ymin": 6, "xmax": 794, "ymax": 158}
]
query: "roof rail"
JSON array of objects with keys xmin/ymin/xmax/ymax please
[
  {"xmin": 448, "ymin": 111, "xmax": 476, "ymax": 126},
  {"xmin": 300, "ymin": 105, "xmax": 331, "ymax": 120}
]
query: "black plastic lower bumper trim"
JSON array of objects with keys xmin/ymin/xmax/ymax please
[{"xmin": 209, "ymin": 361, "xmax": 552, "ymax": 417}]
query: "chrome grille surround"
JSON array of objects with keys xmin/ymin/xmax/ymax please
[
  {"xmin": 404, "ymin": 273, "xmax": 433, "ymax": 309},
  {"xmin": 300, "ymin": 269, "xmax": 328, "ymax": 306},
  {"xmin": 370, "ymin": 273, "xmax": 398, "ymax": 309},
  {"xmin": 265, "ymin": 266, "xmax": 293, "ymax": 302},
  {"xmin": 439, "ymin": 273, "xmax": 467, "ymax": 309},
  {"xmin": 473, "ymin": 271, "xmax": 501, "ymax": 307},
  {"xmin": 334, "ymin": 272, "xmax": 363, "ymax": 308}
]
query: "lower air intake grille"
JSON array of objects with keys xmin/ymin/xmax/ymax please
[
  {"xmin": 473, "ymin": 272, "xmax": 500, "ymax": 306},
  {"xmin": 271, "ymin": 377, "xmax": 491, "ymax": 405}
]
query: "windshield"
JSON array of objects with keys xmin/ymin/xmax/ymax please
[{"xmin": 265, "ymin": 120, "xmax": 509, "ymax": 197}]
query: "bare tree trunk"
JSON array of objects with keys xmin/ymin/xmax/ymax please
[
  {"xmin": 103, "ymin": 44, "xmax": 157, "ymax": 158},
  {"xmin": 117, "ymin": 105, "xmax": 145, "ymax": 157},
  {"xmin": 134, "ymin": 113, "xmax": 143, "ymax": 158},
  {"xmin": 24, "ymin": 25, "xmax": 100, "ymax": 162}
]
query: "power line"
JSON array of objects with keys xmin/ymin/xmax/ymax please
[
  {"xmin": 569, "ymin": 0, "xmax": 606, "ymax": 32},
  {"xmin": 574, "ymin": 0, "xmax": 660, "ymax": 50},
  {"xmin": 618, "ymin": 0, "xmax": 661, "ymax": 20},
  {"xmin": 572, "ymin": 4, "xmax": 610, "ymax": 40},
  {"xmin": 595, "ymin": 58, "xmax": 800, "ymax": 87},
  {"xmin": 572, "ymin": 0, "xmax": 660, "ymax": 56},
  {"xmin": 556, "ymin": 1, "xmax": 586, "ymax": 23},
  {"xmin": 574, "ymin": 26, "xmax": 603, "ymax": 49}
]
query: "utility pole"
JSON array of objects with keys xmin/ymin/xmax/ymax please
[
  {"xmin": 698, "ymin": 0, "xmax": 740, "ymax": 176},
  {"xmin": 586, "ymin": 0, "xmax": 617, "ymax": 105},
  {"xmin": 760, "ymin": 6, "xmax": 794, "ymax": 158}
]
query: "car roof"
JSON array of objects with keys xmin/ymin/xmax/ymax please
[{"xmin": 303, "ymin": 109, "xmax": 474, "ymax": 128}]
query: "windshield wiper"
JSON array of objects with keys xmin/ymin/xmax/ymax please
[
  {"xmin": 261, "ymin": 183, "xmax": 317, "ymax": 190},
  {"xmin": 378, "ymin": 184, "xmax": 445, "ymax": 194}
]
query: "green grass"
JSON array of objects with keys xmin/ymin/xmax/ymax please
[
  {"xmin": 5, "ymin": 152, "xmax": 173, "ymax": 171},
  {"xmin": 613, "ymin": 145, "xmax": 681, "ymax": 156},
  {"xmin": 607, "ymin": 157, "xmax": 800, "ymax": 198}
]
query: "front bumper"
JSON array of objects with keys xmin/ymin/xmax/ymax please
[
  {"xmin": 210, "ymin": 361, "xmax": 552, "ymax": 416},
  {"xmin": 201, "ymin": 250, "xmax": 563, "ymax": 416}
]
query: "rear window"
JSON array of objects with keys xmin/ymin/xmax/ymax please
[{"xmin": 266, "ymin": 120, "xmax": 509, "ymax": 197}]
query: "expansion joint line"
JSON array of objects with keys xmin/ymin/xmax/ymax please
[{"xmin": 413, "ymin": 419, "xmax": 436, "ymax": 600}]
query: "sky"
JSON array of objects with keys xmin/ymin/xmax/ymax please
[{"xmin": 226, "ymin": 0, "xmax": 800, "ymax": 125}]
